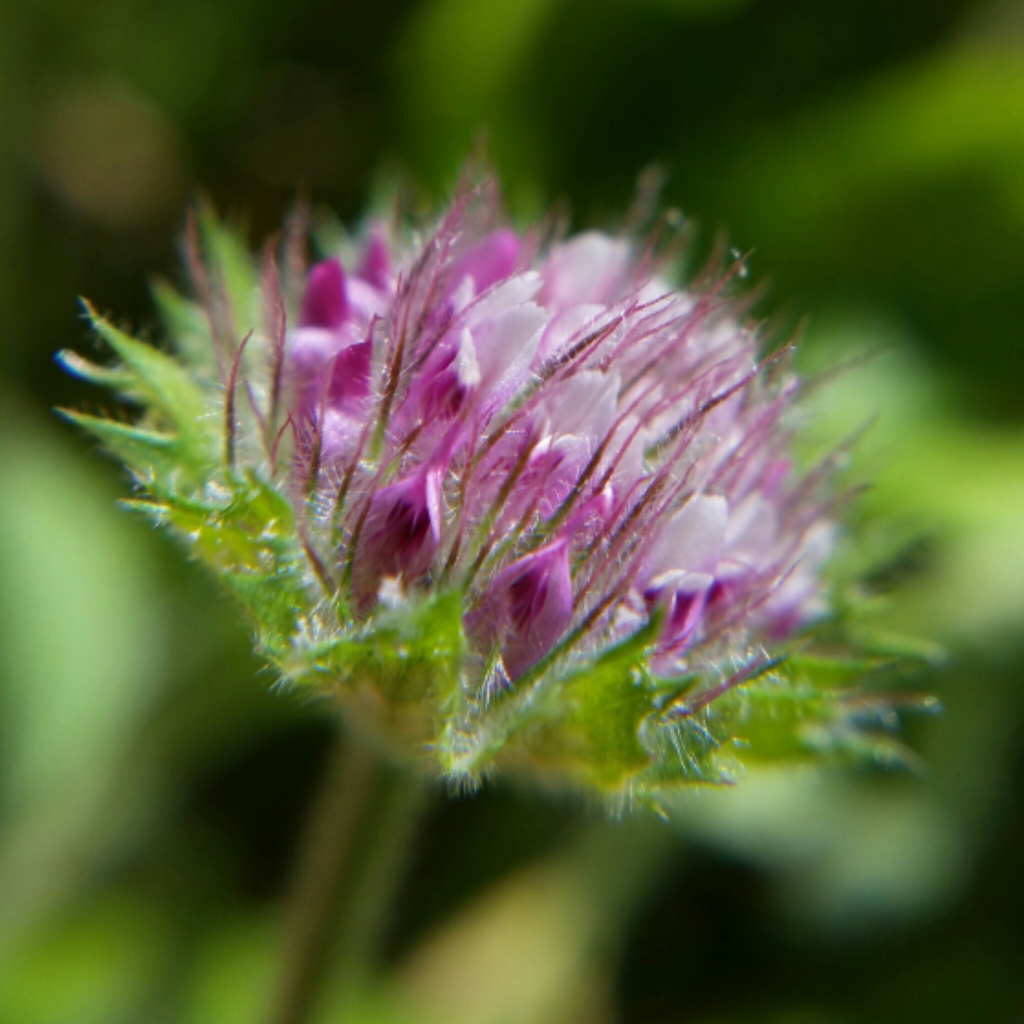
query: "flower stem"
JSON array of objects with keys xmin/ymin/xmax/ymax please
[
  {"xmin": 330, "ymin": 763, "xmax": 427, "ymax": 993},
  {"xmin": 263, "ymin": 725, "xmax": 423, "ymax": 1024}
]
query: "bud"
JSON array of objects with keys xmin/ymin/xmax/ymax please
[{"xmin": 61, "ymin": 181, "xmax": 917, "ymax": 804}]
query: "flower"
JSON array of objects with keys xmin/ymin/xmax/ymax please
[
  {"xmin": 288, "ymin": 206, "xmax": 826, "ymax": 679},
  {"xmin": 61, "ymin": 179, "xmax": 906, "ymax": 804}
]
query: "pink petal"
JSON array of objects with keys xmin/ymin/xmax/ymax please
[
  {"xmin": 451, "ymin": 229, "xmax": 521, "ymax": 294},
  {"xmin": 358, "ymin": 229, "xmax": 391, "ymax": 290}
]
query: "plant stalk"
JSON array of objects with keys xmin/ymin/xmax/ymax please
[{"xmin": 263, "ymin": 725, "xmax": 423, "ymax": 1024}]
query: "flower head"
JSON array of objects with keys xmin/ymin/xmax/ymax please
[{"xmin": 61, "ymin": 179, "xmax": 910, "ymax": 804}]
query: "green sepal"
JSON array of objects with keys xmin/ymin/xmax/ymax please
[
  {"xmin": 80, "ymin": 300, "xmax": 219, "ymax": 473},
  {"xmin": 846, "ymin": 625, "xmax": 947, "ymax": 665},
  {"xmin": 708, "ymin": 653, "xmax": 921, "ymax": 768},
  {"xmin": 197, "ymin": 206, "xmax": 260, "ymax": 340},
  {"xmin": 58, "ymin": 410, "xmax": 181, "ymax": 480},
  {"xmin": 284, "ymin": 588, "xmax": 467, "ymax": 712},
  {"xmin": 136, "ymin": 475, "xmax": 314, "ymax": 651},
  {"xmin": 151, "ymin": 279, "xmax": 218, "ymax": 375},
  {"xmin": 785, "ymin": 653, "xmax": 900, "ymax": 686},
  {"xmin": 799, "ymin": 722, "xmax": 920, "ymax": 770},
  {"xmin": 637, "ymin": 714, "xmax": 735, "ymax": 789},
  {"xmin": 725, "ymin": 676, "xmax": 843, "ymax": 763},
  {"xmin": 501, "ymin": 617, "xmax": 664, "ymax": 791},
  {"xmin": 224, "ymin": 570, "xmax": 311, "ymax": 655},
  {"xmin": 158, "ymin": 475, "xmax": 302, "ymax": 576},
  {"xmin": 56, "ymin": 350, "xmax": 143, "ymax": 397}
]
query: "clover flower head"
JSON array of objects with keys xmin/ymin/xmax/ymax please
[{"xmin": 62, "ymin": 177, "xmax": 906, "ymax": 803}]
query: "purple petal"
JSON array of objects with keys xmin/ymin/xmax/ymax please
[
  {"xmin": 327, "ymin": 336, "xmax": 372, "ymax": 407},
  {"xmin": 300, "ymin": 258, "xmax": 348, "ymax": 330},
  {"xmin": 288, "ymin": 325, "xmax": 371, "ymax": 431},
  {"xmin": 289, "ymin": 326, "xmax": 345, "ymax": 388},
  {"xmin": 645, "ymin": 579, "xmax": 712, "ymax": 655},
  {"xmin": 396, "ymin": 325, "xmax": 479, "ymax": 423},
  {"xmin": 474, "ymin": 539, "xmax": 574, "ymax": 681},
  {"xmin": 351, "ymin": 466, "xmax": 444, "ymax": 609},
  {"xmin": 319, "ymin": 406, "xmax": 364, "ymax": 463}
]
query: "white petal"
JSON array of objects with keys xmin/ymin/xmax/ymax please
[
  {"xmin": 472, "ymin": 302, "xmax": 546, "ymax": 401},
  {"xmin": 536, "ymin": 303, "xmax": 605, "ymax": 363},
  {"xmin": 648, "ymin": 569, "xmax": 714, "ymax": 594},
  {"xmin": 454, "ymin": 327, "xmax": 481, "ymax": 388},
  {"xmin": 543, "ymin": 232, "xmax": 630, "ymax": 307},
  {"xmin": 608, "ymin": 414, "xmax": 649, "ymax": 491},
  {"xmin": 465, "ymin": 271, "xmax": 542, "ymax": 326},
  {"xmin": 345, "ymin": 277, "xmax": 388, "ymax": 320},
  {"xmin": 725, "ymin": 494, "xmax": 778, "ymax": 558},
  {"xmin": 652, "ymin": 494, "xmax": 728, "ymax": 576},
  {"xmin": 544, "ymin": 370, "xmax": 619, "ymax": 445},
  {"xmin": 449, "ymin": 275, "xmax": 475, "ymax": 314}
]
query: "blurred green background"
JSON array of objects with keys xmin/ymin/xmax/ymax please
[{"xmin": 2, "ymin": 0, "xmax": 1024, "ymax": 1021}]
